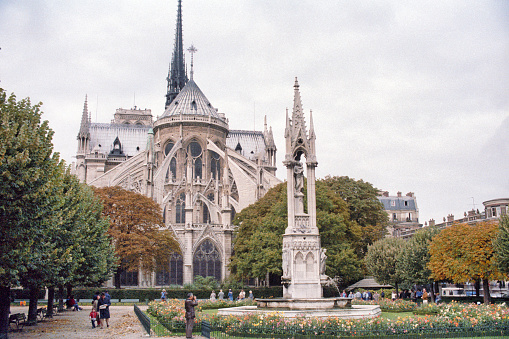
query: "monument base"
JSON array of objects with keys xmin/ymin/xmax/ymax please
[
  {"xmin": 256, "ymin": 297, "xmax": 351, "ymax": 310},
  {"xmin": 217, "ymin": 304, "xmax": 381, "ymax": 319}
]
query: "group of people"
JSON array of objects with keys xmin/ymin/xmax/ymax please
[
  {"xmin": 209, "ymin": 289, "xmax": 254, "ymax": 301},
  {"xmin": 347, "ymin": 288, "xmax": 442, "ymax": 304},
  {"xmin": 89, "ymin": 291, "xmax": 112, "ymax": 329},
  {"xmin": 65, "ymin": 296, "xmax": 82, "ymax": 311}
]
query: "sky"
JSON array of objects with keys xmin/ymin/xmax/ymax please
[{"xmin": 1, "ymin": 0, "xmax": 508, "ymax": 225}]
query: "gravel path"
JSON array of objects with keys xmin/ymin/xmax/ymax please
[{"xmin": 7, "ymin": 305, "xmax": 205, "ymax": 339}]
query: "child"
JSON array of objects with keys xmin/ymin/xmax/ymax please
[{"xmin": 89, "ymin": 309, "xmax": 98, "ymax": 328}]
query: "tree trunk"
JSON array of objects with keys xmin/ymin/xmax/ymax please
[
  {"xmin": 27, "ymin": 286, "xmax": 39, "ymax": 325},
  {"xmin": 58, "ymin": 285, "xmax": 64, "ymax": 312},
  {"xmin": 395, "ymin": 282, "xmax": 399, "ymax": 298},
  {"xmin": 0, "ymin": 286, "xmax": 10, "ymax": 339},
  {"xmin": 430, "ymin": 283, "xmax": 435, "ymax": 303},
  {"xmin": 66, "ymin": 285, "xmax": 72, "ymax": 300},
  {"xmin": 483, "ymin": 279, "xmax": 491, "ymax": 304},
  {"xmin": 475, "ymin": 279, "xmax": 480, "ymax": 297},
  {"xmin": 46, "ymin": 287, "xmax": 55, "ymax": 318},
  {"xmin": 114, "ymin": 270, "xmax": 121, "ymax": 289}
]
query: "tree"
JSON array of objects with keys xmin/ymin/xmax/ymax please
[
  {"xmin": 399, "ymin": 226, "xmax": 440, "ymax": 301},
  {"xmin": 494, "ymin": 215, "xmax": 509, "ymax": 276},
  {"xmin": 93, "ymin": 186, "xmax": 180, "ymax": 288},
  {"xmin": 0, "ymin": 89, "xmax": 65, "ymax": 334},
  {"xmin": 320, "ymin": 176, "xmax": 388, "ymax": 256},
  {"xmin": 428, "ymin": 222, "xmax": 503, "ymax": 303},
  {"xmin": 365, "ymin": 237, "xmax": 407, "ymax": 295},
  {"xmin": 230, "ymin": 176, "xmax": 387, "ymax": 286},
  {"xmin": 44, "ymin": 172, "xmax": 116, "ymax": 315}
]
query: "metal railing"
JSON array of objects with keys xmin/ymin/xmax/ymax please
[
  {"xmin": 133, "ymin": 304, "xmax": 150, "ymax": 335},
  {"xmin": 150, "ymin": 320, "xmax": 509, "ymax": 338}
]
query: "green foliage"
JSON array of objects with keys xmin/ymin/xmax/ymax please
[
  {"xmin": 0, "ymin": 89, "xmax": 65, "ymax": 288},
  {"xmin": 494, "ymin": 215, "xmax": 509, "ymax": 276},
  {"xmin": 231, "ymin": 176, "xmax": 387, "ymax": 285},
  {"xmin": 399, "ymin": 226, "xmax": 440, "ymax": 286},
  {"xmin": 184, "ymin": 276, "xmax": 219, "ymax": 290},
  {"xmin": 365, "ymin": 237, "xmax": 406, "ymax": 291}
]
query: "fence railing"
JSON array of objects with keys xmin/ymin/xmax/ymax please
[
  {"xmin": 152, "ymin": 320, "xmax": 509, "ymax": 338},
  {"xmin": 133, "ymin": 304, "xmax": 151, "ymax": 335}
]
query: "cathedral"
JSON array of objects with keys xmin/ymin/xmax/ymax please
[{"xmin": 75, "ymin": 0, "xmax": 281, "ymax": 287}]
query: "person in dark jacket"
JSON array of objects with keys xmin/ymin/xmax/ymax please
[{"xmin": 185, "ymin": 293, "xmax": 198, "ymax": 338}]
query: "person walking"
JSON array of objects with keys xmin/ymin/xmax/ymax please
[
  {"xmin": 228, "ymin": 289, "xmax": 233, "ymax": 301},
  {"xmin": 422, "ymin": 288, "xmax": 429, "ymax": 305},
  {"xmin": 98, "ymin": 292, "xmax": 111, "ymax": 328},
  {"xmin": 218, "ymin": 289, "xmax": 224, "ymax": 300},
  {"xmin": 185, "ymin": 293, "xmax": 198, "ymax": 339},
  {"xmin": 92, "ymin": 294, "xmax": 101, "ymax": 328},
  {"xmin": 89, "ymin": 308, "xmax": 98, "ymax": 329},
  {"xmin": 161, "ymin": 289, "xmax": 167, "ymax": 301},
  {"xmin": 210, "ymin": 290, "xmax": 216, "ymax": 301}
]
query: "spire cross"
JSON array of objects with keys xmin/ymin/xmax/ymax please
[{"xmin": 187, "ymin": 44, "xmax": 198, "ymax": 80}]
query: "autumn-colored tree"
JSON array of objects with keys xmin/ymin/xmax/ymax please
[
  {"xmin": 93, "ymin": 186, "xmax": 180, "ymax": 288},
  {"xmin": 365, "ymin": 237, "xmax": 406, "ymax": 295},
  {"xmin": 428, "ymin": 222, "xmax": 502, "ymax": 303}
]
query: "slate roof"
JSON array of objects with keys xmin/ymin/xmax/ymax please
[
  {"xmin": 378, "ymin": 196, "xmax": 418, "ymax": 211},
  {"xmin": 160, "ymin": 79, "xmax": 222, "ymax": 119},
  {"xmin": 89, "ymin": 123, "xmax": 150, "ymax": 157},
  {"xmin": 227, "ymin": 130, "xmax": 267, "ymax": 161}
]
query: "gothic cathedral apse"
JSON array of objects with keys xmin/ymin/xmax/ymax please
[{"xmin": 75, "ymin": 0, "xmax": 280, "ymax": 287}]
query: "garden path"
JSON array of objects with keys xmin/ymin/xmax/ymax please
[{"xmin": 8, "ymin": 305, "xmax": 205, "ymax": 339}]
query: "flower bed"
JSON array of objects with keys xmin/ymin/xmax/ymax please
[
  {"xmin": 147, "ymin": 299, "xmax": 509, "ymax": 337},
  {"xmin": 353, "ymin": 298, "xmax": 417, "ymax": 312}
]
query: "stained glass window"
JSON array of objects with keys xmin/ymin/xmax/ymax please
[
  {"xmin": 193, "ymin": 239, "xmax": 221, "ymax": 281},
  {"xmin": 156, "ymin": 253, "xmax": 183, "ymax": 286},
  {"xmin": 164, "ymin": 142, "xmax": 175, "ymax": 156}
]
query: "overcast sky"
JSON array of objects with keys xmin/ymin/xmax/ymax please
[{"xmin": 1, "ymin": 0, "xmax": 508, "ymax": 225}]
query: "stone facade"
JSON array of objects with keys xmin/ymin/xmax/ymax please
[{"xmin": 74, "ymin": 1, "xmax": 281, "ymax": 287}]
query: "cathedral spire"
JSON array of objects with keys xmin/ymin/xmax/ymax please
[
  {"xmin": 165, "ymin": 0, "xmax": 188, "ymax": 109},
  {"xmin": 79, "ymin": 95, "xmax": 89, "ymax": 137},
  {"xmin": 291, "ymin": 77, "xmax": 306, "ymax": 137}
]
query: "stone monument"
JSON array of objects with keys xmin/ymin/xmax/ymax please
[
  {"xmin": 219, "ymin": 79, "xmax": 380, "ymax": 317},
  {"xmin": 281, "ymin": 77, "xmax": 325, "ymax": 299}
]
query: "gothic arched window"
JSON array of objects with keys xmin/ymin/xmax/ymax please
[
  {"xmin": 169, "ymin": 157, "xmax": 177, "ymax": 180},
  {"xmin": 164, "ymin": 142, "xmax": 175, "ymax": 157},
  {"xmin": 194, "ymin": 158, "xmax": 202, "ymax": 179},
  {"xmin": 188, "ymin": 141, "xmax": 203, "ymax": 179},
  {"xmin": 202, "ymin": 202, "xmax": 210, "ymax": 224},
  {"xmin": 176, "ymin": 193, "xmax": 185, "ymax": 224},
  {"xmin": 210, "ymin": 151, "xmax": 220, "ymax": 179},
  {"xmin": 156, "ymin": 253, "xmax": 183, "ymax": 286},
  {"xmin": 193, "ymin": 239, "xmax": 221, "ymax": 282}
]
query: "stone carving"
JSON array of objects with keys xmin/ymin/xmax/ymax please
[
  {"xmin": 294, "ymin": 162, "xmax": 304, "ymax": 193},
  {"xmin": 320, "ymin": 248, "xmax": 327, "ymax": 275}
]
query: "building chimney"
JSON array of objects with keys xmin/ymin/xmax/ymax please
[
  {"xmin": 447, "ymin": 214, "xmax": 454, "ymax": 222},
  {"xmin": 397, "ymin": 191, "xmax": 402, "ymax": 197},
  {"xmin": 406, "ymin": 192, "xmax": 414, "ymax": 198},
  {"xmin": 383, "ymin": 191, "xmax": 389, "ymax": 197}
]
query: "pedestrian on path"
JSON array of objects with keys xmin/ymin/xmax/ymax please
[
  {"xmin": 89, "ymin": 309, "xmax": 98, "ymax": 328},
  {"xmin": 92, "ymin": 294, "xmax": 101, "ymax": 328},
  {"xmin": 98, "ymin": 292, "xmax": 111, "ymax": 328},
  {"xmin": 185, "ymin": 293, "xmax": 198, "ymax": 339}
]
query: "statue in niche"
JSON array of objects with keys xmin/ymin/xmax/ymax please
[
  {"xmin": 294, "ymin": 162, "xmax": 304, "ymax": 193},
  {"xmin": 320, "ymin": 248, "xmax": 327, "ymax": 275},
  {"xmin": 282, "ymin": 249, "xmax": 290, "ymax": 278},
  {"xmin": 294, "ymin": 162, "xmax": 305, "ymax": 214}
]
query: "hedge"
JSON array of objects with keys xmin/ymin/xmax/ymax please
[
  {"xmin": 70, "ymin": 286, "xmax": 284, "ymax": 301},
  {"xmin": 10, "ymin": 289, "xmax": 46, "ymax": 300}
]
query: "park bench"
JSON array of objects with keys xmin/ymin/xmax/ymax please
[
  {"xmin": 120, "ymin": 298, "xmax": 139, "ymax": 303},
  {"xmin": 9, "ymin": 313, "xmax": 26, "ymax": 331},
  {"xmin": 37, "ymin": 307, "xmax": 46, "ymax": 321},
  {"xmin": 109, "ymin": 298, "xmax": 120, "ymax": 303}
]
